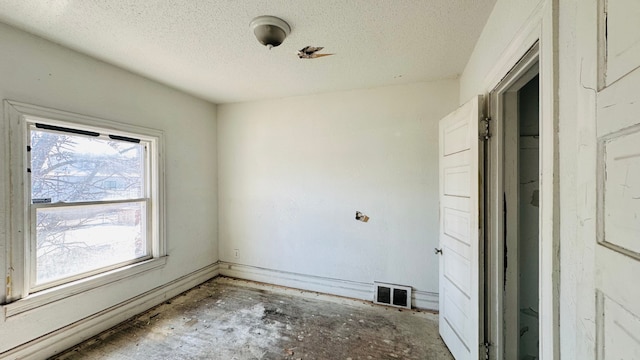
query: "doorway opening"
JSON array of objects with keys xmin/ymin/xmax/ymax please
[
  {"xmin": 507, "ymin": 73, "xmax": 540, "ymax": 360},
  {"xmin": 486, "ymin": 43, "xmax": 540, "ymax": 360}
]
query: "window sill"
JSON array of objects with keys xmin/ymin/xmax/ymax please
[{"xmin": 3, "ymin": 256, "xmax": 168, "ymax": 318}]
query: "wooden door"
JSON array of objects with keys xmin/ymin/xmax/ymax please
[
  {"xmin": 438, "ymin": 95, "xmax": 483, "ymax": 360},
  {"xmin": 595, "ymin": 1, "xmax": 640, "ymax": 358}
]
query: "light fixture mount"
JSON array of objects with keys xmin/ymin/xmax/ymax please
[{"xmin": 250, "ymin": 15, "xmax": 291, "ymax": 49}]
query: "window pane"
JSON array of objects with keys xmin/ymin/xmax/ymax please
[
  {"xmin": 30, "ymin": 129, "xmax": 144, "ymax": 203},
  {"xmin": 35, "ymin": 202, "xmax": 147, "ymax": 286}
]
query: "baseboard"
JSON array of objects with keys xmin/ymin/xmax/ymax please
[
  {"xmin": 218, "ymin": 262, "xmax": 439, "ymax": 311},
  {"xmin": 218, "ymin": 262, "xmax": 372, "ymax": 301},
  {"xmin": 413, "ymin": 289, "xmax": 439, "ymax": 311},
  {"xmin": 1, "ymin": 263, "xmax": 220, "ymax": 360}
]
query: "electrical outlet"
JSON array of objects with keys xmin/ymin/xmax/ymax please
[{"xmin": 234, "ymin": 249, "xmax": 239, "ymax": 258}]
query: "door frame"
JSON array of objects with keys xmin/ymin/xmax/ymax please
[
  {"xmin": 486, "ymin": 44, "xmax": 540, "ymax": 360},
  {"xmin": 479, "ymin": 1, "xmax": 559, "ymax": 359}
]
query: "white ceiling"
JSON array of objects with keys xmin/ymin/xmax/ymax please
[{"xmin": 0, "ymin": 1, "xmax": 496, "ymax": 104}]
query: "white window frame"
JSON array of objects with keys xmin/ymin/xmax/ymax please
[
  {"xmin": 27, "ymin": 124, "xmax": 153, "ymax": 292},
  {"xmin": 3, "ymin": 100, "xmax": 166, "ymax": 317}
]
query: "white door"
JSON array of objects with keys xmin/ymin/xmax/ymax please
[
  {"xmin": 594, "ymin": 1, "xmax": 640, "ymax": 358},
  {"xmin": 438, "ymin": 95, "xmax": 483, "ymax": 360}
]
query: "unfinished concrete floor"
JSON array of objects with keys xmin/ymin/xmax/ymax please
[{"xmin": 53, "ymin": 277, "xmax": 453, "ymax": 360}]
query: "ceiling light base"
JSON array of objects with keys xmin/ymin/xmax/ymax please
[{"xmin": 250, "ymin": 16, "xmax": 291, "ymax": 49}]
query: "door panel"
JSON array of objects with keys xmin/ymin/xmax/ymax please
[
  {"xmin": 444, "ymin": 121, "xmax": 471, "ymax": 155},
  {"xmin": 444, "ymin": 207, "xmax": 471, "ymax": 247},
  {"xmin": 602, "ymin": 0, "xmax": 640, "ymax": 86},
  {"xmin": 595, "ymin": 0, "xmax": 640, "ymax": 357},
  {"xmin": 598, "ymin": 293, "xmax": 640, "ymax": 359},
  {"xmin": 444, "ymin": 246, "xmax": 472, "ymax": 296},
  {"xmin": 439, "ymin": 95, "xmax": 483, "ymax": 360},
  {"xmin": 598, "ymin": 125, "xmax": 640, "ymax": 256},
  {"xmin": 444, "ymin": 166, "xmax": 472, "ymax": 197}
]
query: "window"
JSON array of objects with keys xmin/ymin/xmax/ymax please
[
  {"xmin": 4, "ymin": 101, "xmax": 165, "ymax": 311},
  {"xmin": 29, "ymin": 124, "xmax": 150, "ymax": 290}
]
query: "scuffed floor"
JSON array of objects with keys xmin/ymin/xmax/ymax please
[{"xmin": 53, "ymin": 277, "xmax": 453, "ymax": 360}]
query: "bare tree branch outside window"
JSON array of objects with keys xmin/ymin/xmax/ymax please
[{"xmin": 30, "ymin": 129, "xmax": 147, "ymax": 286}]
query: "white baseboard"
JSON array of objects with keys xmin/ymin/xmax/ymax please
[
  {"xmin": 218, "ymin": 262, "xmax": 439, "ymax": 311},
  {"xmin": 413, "ymin": 289, "xmax": 439, "ymax": 311},
  {"xmin": 1, "ymin": 263, "xmax": 220, "ymax": 360},
  {"xmin": 218, "ymin": 262, "xmax": 372, "ymax": 301}
]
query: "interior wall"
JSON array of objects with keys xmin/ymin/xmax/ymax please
[
  {"xmin": 217, "ymin": 80, "xmax": 458, "ymax": 306},
  {"xmin": 459, "ymin": 0, "xmax": 542, "ymax": 104},
  {"xmin": 0, "ymin": 22, "xmax": 218, "ymax": 353}
]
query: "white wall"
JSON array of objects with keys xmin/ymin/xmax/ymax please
[
  {"xmin": 218, "ymin": 81, "xmax": 458, "ymax": 307},
  {"xmin": 459, "ymin": 0, "xmax": 542, "ymax": 104},
  {"xmin": 0, "ymin": 22, "xmax": 218, "ymax": 354}
]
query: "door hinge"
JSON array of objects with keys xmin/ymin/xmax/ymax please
[
  {"xmin": 480, "ymin": 117, "xmax": 491, "ymax": 141},
  {"xmin": 483, "ymin": 342, "xmax": 491, "ymax": 360}
]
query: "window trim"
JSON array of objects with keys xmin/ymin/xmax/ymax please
[{"xmin": 3, "ymin": 100, "xmax": 166, "ymax": 317}]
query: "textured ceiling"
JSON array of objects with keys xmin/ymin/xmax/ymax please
[{"xmin": 0, "ymin": 1, "xmax": 496, "ymax": 104}]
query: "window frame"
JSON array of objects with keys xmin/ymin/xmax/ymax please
[
  {"xmin": 27, "ymin": 124, "xmax": 153, "ymax": 292},
  {"xmin": 3, "ymin": 100, "xmax": 166, "ymax": 317}
]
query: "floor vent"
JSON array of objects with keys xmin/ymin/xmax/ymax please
[{"xmin": 373, "ymin": 282, "xmax": 412, "ymax": 309}]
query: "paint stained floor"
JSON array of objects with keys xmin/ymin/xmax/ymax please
[{"xmin": 53, "ymin": 277, "xmax": 453, "ymax": 360}]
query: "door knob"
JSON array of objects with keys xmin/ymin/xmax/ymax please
[{"xmin": 434, "ymin": 248, "xmax": 443, "ymax": 255}]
